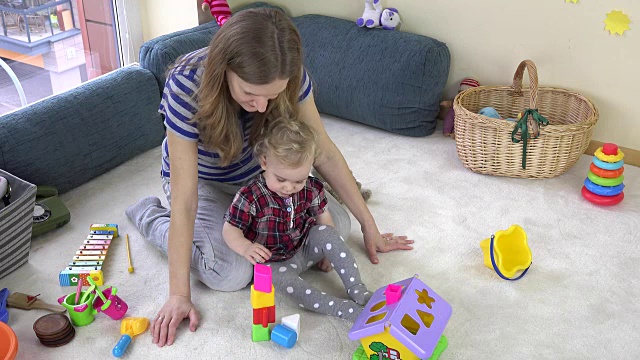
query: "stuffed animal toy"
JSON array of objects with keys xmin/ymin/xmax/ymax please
[
  {"xmin": 311, "ymin": 169, "xmax": 372, "ymax": 206},
  {"xmin": 202, "ymin": 0, "xmax": 232, "ymax": 27},
  {"xmin": 380, "ymin": 8, "xmax": 402, "ymax": 30},
  {"xmin": 441, "ymin": 77, "xmax": 480, "ymax": 138},
  {"xmin": 357, "ymin": 0, "xmax": 401, "ymax": 30},
  {"xmin": 356, "ymin": 0, "xmax": 382, "ymax": 28}
]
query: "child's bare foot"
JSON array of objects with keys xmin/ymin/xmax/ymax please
[{"xmin": 316, "ymin": 256, "xmax": 332, "ymax": 272}]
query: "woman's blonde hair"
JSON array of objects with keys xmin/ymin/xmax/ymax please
[
  {"xmin": 194, "ymin": 8, "xmax": 303, "ymax": 166},
  {"xmin": 254, "ymin": 118, "xmax": 318, "ymax": 168}
]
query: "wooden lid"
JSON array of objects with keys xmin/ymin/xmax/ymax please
[
  {"xmin": 38, "ymin": 327, "xmax": 75, "ymax": 347},
  {"xmin": 33, "ymin": 314, "xmax": 72, "ymax": 338}
]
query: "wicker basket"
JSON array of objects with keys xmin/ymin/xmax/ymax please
[{"xmin": 453, "ymin": 60, "xmax": 598, "ymax": 179}]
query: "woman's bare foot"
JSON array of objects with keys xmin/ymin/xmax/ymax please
[{"xmin": 316, "ymin": 256, "xmax": 332, "ymax": 272}]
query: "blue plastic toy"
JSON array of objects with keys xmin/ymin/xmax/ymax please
[
  {"xmin": 271, "ymin": 324, "xmax": 297, "ymax": 348},
  {"xmin": 0, "ymin": 288, "xmax": 9, "ymax": 324}
]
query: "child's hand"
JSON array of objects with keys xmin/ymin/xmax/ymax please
[{"xmin": 242, "ymin": 242, "xmax": 272, "ymax": 264}]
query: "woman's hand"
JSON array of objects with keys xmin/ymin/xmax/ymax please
[
  {"xmin": 151, "ymin": 295, "xmax": 200, "ymax": 347},
  {"xmin": 242, "ymin": 242, "xmax": 272, "ymax": 264},
  {"xmin": 363, "ymin": 226, "xmax": 414, "ymax": 264}
]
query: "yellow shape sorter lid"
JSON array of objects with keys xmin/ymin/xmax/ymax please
[{"xmin": 480, "ymin": 224, "xmax": 532, "ymax": 279}]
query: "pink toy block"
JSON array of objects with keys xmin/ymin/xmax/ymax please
[
  {"xmin": 254, "ymin": 264, "xmax": 272, "ymax": 293},
  {"xmin": 384, "ymin": 284, "xmax": 402, "ymax": 305}
]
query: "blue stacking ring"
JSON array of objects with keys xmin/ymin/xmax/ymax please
[
  {"xmin": 584, "ymin": 178, "xmax": 625, "ymax": 196},
  {"xmin": 592, "ymin": 157, "xmax": 624, "ymax": 170}
]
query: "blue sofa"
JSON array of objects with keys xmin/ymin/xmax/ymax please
[{"xmin": 0, "ymin": 3, "xmax": 450, "ymax": 194}]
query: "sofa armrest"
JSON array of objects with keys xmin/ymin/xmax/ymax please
[{"xmin": 0, "ymin": 65, "xmax": 165, "ymax": 193}]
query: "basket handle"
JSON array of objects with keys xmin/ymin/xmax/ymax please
[{"xmin": 510, "ymin": 60, "xmax": 539, "ymax": 109}]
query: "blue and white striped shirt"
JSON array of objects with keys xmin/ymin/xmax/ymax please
[{"xmin": 159, "ymin": 48, "xmax": 313, "ymax": 185}]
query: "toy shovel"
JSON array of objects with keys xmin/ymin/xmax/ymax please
[
  {"xmin": 112, "ymin": 317, "xmax": 149, "ymax": 357},
  {"xmin": 6, "ymin": 292, "xmax": 66, "ymax": 313}
]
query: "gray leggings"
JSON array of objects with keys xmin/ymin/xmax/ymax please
[
  {"xmin": 125, "ymin": 177, "xmax": 351, "ymax": 292},
  {"xmin": 267, "ymin": 225, "xmax": 371, "ymax": 322}
]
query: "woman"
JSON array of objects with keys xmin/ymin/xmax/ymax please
[{"xmin": 126, "ymin": 8, "xmax": 414, "ymax": 347}]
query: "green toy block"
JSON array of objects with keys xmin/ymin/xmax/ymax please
[
  {"xmin": 352, "ymin": 345, "xmax": 368, "ymax": 360},
  {"xmin": 428, "ymin": 335, "xmax": 448, "ymax": 360},
  {"xmin": 252, "ymin": 323, "xmax": 270, "ymax": 342}
]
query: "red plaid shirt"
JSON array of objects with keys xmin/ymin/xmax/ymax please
[{"xmin": 224, "ymin": 173, "xmax": 327, "ymax": 262}]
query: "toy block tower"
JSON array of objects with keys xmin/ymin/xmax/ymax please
[
  {"xmin": 251, "ymin": 264, "xmax": 275, "ymax": 342},
  {"xmin": 581, "ymin": 143, "xmax": 625, "ymax": 206}
]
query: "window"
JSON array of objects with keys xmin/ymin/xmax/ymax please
[{"xmin": 0, "ymin": 0, "xmax": 142, "ymax": 115}]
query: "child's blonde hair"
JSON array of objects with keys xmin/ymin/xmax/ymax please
[{"xmin": 254, "ymin": 118, "xmax": 318, "ymax": 168}]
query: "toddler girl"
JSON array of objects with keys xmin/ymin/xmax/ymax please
[{"xmin": 223, "ymin": 118, "xmax": 372, "ymax": 321}]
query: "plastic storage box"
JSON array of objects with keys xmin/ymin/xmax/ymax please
[{"xmin": 0, "ymin": 169, "xmax": 36, "ymax": 280}]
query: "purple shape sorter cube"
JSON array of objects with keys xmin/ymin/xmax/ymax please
[{"xmin": 349, "ymin": 275, "xmax": 452, "ymax": 359}]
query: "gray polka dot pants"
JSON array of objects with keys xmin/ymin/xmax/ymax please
[{"xmin": 267, "ymin": 225, "xmax": 371, "ymax": 322}]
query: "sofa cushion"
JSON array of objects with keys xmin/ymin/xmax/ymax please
[
  {"xmin": 0, "ymin": 66, "xmax": 165, "ymax": 193},
  {"xmin": 140, "ymin": 21, "xmax": 219, "ymax": 93},
  {"xmin": 140, "ymin": 7, "xmax": 450, "ymax": 137},
  {"xmin": 293, "ymin": 15, "xmax": 451, "ymax": 137}
]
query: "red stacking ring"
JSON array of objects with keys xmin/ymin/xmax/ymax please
[{"xmin": 581, "ymin": 186, "xmax": 624, "ymax": 206}]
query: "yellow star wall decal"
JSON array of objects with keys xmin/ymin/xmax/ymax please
[
  {"xmin": 565, "ymin": 0, "xmax": 578, "ymax": 3},
  {"xmin": 604, "ymin": 10, "xmax": 631, "ymax": 36}
]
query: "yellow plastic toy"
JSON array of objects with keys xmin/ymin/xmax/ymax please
[
  {"xmin": 250, "ymin": 284, "xmax": 275, "ymax": 308},
  {"xmin": 480, "ymin": 225, "xmax": 532, "ymax": 280},
  {"xmin": 112, "ymin": 317, "xmax": 149, "ymax": 357},
  {"xmin": 594, "ymin": 147, "xmax": 624, "ymax": 163}
]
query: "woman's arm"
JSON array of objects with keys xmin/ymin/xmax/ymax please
[
  {"xmin": 166, "ymin": 131, "xmax": 200, "ymax": 298},
  {"xmin": 298, "ymin": 98, "xmax": 414, "ymax": 264},
  {"xmin": 150, "ymin": 131, "xmax": 201, "ymax": 347}
]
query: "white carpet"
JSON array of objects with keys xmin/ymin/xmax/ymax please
[{"xmin": 2, "ymin": 115, "xmax": 639, "ymax": 360}]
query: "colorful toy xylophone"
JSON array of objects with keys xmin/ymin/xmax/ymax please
[{"xmin": 59, "ymin": 224, "xmax": 119, "ymax": 287}]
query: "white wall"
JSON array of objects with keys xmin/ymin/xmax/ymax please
[
  {"xmin": 142, "ymin": 0, "xmax": 639, "ymax": 149},
  {"xmin": 139, "ymin": 0, "xmax": 198, "ymax": 42}
]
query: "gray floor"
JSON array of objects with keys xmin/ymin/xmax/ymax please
[
  {"xmin": 2, "ymin": 115, "xmax": 638, "ymax": 360},
  {"xmin": 0, "ymin": 58, "xmax": 52, "ymax": 115}
]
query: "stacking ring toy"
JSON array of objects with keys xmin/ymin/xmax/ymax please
[
  {"xmin": 592, "ymin": 157, "xmax": 624, "ymax": 170},
  {"xmin": 587, "ymin": 171, "xmax": 624, "ymax": 187},
  {"xmin": 590, "ymin": 163, "xmax": 624, "ymax": 178},
  {"xmin": 582, "ymin": 186, "xmax": 624, "ymax": 206},
  {"xmin": 595, "ymin": 147, "xmax": 624, "ymax": 163},
  {"xmin": 584, "ymin": 178, "xmax": 624, "ymax": 196}
]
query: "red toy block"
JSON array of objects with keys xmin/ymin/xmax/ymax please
[{"xmin": 253, "ymin": 306, "xmax": 276, "ymax": 327}]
